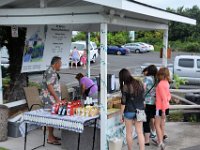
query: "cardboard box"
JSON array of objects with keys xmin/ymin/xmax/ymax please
[{"xmin": 113, "ymin": 103, "xmax": 121, "ymax": 109}]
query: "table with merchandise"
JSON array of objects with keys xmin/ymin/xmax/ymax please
[{"xmin": 23, "ymin": 102, "xmax": 99, "ymax": 150}]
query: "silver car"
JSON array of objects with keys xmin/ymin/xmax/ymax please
[
  {"xmin": 123, "ymin": 43, "xmax": 148, "ymax": 53},
  {"xmin": 135, "ymin": 42, "xmax": 154, "ymax": 51}
]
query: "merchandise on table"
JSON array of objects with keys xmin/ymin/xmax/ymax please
[
  {"xmin": 50, "ymin": 99, "xmax": 99, "ymax": 117},
  {"xmin": 107, "ymin": 96, "xmax": 121, "ymax": 110}
]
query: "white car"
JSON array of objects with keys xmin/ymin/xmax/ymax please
[
  {"xmin": 0, "ymin": 46, "xmax": 9, "ymax": 68},
  {"xmin": 174, "ymin": 55, "xmax": 200, "ymax": 84},
  {"xmin": 70, "ymin": 41, "xmax": 98, "ymax": 64},
  {"xmin": 123, "ymin": 43, "xmax": 148, "ymax": 53},
  {"xmin": 135, "ymin": 42, "xmax": 154, "ymax": 51}
]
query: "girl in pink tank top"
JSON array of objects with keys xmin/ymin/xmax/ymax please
[{"xmin": 155, "ymin": 67, "xmax": 171, "ymax": 150}]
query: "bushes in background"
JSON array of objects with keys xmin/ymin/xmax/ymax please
[{"xmin": 169, "ymin": 41, "xmax": 200, "ymax": 52}]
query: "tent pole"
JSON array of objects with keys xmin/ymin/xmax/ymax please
[
  {"xmin": 100, "ymin": 23, "xmax": 107, "ymax": 150},
  {"xmin": 0, "ymin": 47, "xmax": 3, "ymax": 104},
  {"xmin": 162, "ymin": 29, "xmax": 168, "ymax": 67},
  {"xmin": 86, "ymin": 32, "xmax": 91, "ymax": 78}
]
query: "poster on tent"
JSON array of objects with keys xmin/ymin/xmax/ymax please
[
  {"xmin": 21, "ymin": 26, "xmax": 46, "ymax": 73},
  {"xmin": 43, "ymin": 25, "xmax": 71, "ymax": 69}
]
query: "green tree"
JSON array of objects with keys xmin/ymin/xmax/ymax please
[
  {"xmin": 72, "ymin": 31, "xmax": 131, "ymax": 46},
  {"xmin": 72, "ymin": 32, "xmax": 86, "ymax": 42},
  {"xmin": 167, "ymin": 5, "xmax": 200, "ymax": 42},
  {"xmin": 0, "ymin": 26, "xmax": 28, "ymax": 102}
]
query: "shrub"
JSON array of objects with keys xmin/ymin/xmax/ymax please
[
  {"xmin": 184, "ymin": 42, "xmax": 200, "ymax": 52},
  {"xmin": 169, "ymin": 41, "xmax": 200, "ymax": 52},
  {"xmin": 28, "ymin": 81, "xmax": 42, "ymax": 90}
]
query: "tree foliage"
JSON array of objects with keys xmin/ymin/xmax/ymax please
[
  {"xmin": 72, "ymin": 31, "xmax": 131, "ymax": 46},
  {"xmin": 167, "ymin": 5, "xmax": 200, "ymax": 42},
  {"xmin": 136, "ymin": 5, "xmax": 200, "ymax": 52},
  {"xmin": 0, "ymin": 26, "xmax": 28, "ymax": 102}
]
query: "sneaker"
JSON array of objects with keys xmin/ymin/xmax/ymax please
[
  {"xmin": 159, "ymin": 143, "xmax": 166, "ymax": 150},
  {"xmin": 150, "ymin": 134, "xmax": 156, "ymax": 139},
  {"xmin": 150, "ymin": 130, "xmax": 157, "ymax": 138},
  {"xmin": 151, "ymin": 138, "xmax": 158, "ymax": 146}
]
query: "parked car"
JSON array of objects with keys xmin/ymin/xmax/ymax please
[
  {"xmin": 107, "ymin": 45, "xmax": 130, "ymax": 55},
  {"xmin": 122, "ymin": 43, "xmax": 148, "ymax": 53},
  {"xmin": 174, "ymin": 55, "xmax": 200, "ymax": 84},
  {"xmin": 0, "ymin": 46, "xmax": 9, "ymax": 68},
  {"xmin": 70, "ymin": 41, "xmax": 98, "ymax": 64},
  {"xmin": 141, "ymin": 55, "xmax": 200, "ymax": 85},
  {"xmin": 135, "ymin": 42, "xmax": 154, "ymax": 51}
]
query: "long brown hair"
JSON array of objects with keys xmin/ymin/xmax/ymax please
[
  {"xmin": 157, "ymin": 67, "xmax": 170, "ymax": 82},
  {"xmin": 119, "ymin": 68, "xmax": 143, "ymax": 96}
]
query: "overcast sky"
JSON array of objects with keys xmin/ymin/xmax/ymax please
[{"xmin": 134, "ymin": 0, "xmax": 199, "ymax": 9}]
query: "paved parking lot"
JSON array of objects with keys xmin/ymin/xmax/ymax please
[{"xmin": 29, "ymin": 51, "xmax": 191, "ymax": 87}]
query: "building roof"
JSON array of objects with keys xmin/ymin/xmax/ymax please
[{"xmin": 0, "ymin": 0, "xmax": 196, "ymax": 31}]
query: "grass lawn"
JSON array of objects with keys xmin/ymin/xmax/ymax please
[{"xmin": 0, "ymin": 147, "xmax": 9, "ymax": 150}]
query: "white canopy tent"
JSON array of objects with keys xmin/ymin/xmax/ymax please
[{"xmin": 0, "ymin": 0, "xmax": 196, "ymax": 149}]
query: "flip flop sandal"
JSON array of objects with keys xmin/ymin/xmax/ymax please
[
  {"xmin": 145, "ymin": 143, "xmax": 150, "ymax": 146},
  {"xmin": 54, "ymin": 136, "xmax": 61, "ymax": 140},
  {"xmin": 151, "ymin": 138, "xmax": 158, "ymax": 146},
  {"xmin": 47, "ymin": 140, "xmax": 61, "ymax": 145}
]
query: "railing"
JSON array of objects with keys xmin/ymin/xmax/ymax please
[{"xmin": 170, "ymin": 88, "xmax": 200, "ymax": 111}]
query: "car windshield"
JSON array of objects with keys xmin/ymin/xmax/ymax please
[
  {"xmin": 92, "ymin": 42, "xmax": 97, "ymax": 49},
  {"xmin": 71, "ymin": 43, "xmax": 85, "ymax": 51},
  {"xmin": 138, "ymin": 43, "xmax": 145, "ymax": 45},
  {"xmin": 109, "ymin": 46, "xmax": 118, "ymax": 48},
  {"xmin": 116, "ymin": 45, "xmax": 122, "ymax": 48}
]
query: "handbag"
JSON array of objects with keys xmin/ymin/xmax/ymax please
[{"xmin": 136, "ymin": 109, "xmax": 147, "ymax": 122}]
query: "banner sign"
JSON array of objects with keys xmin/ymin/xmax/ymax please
[
  {"xmin": 21, "ymin": 25, "xmax": 71, "ymax": 73},
  {"xmin": 21, "ymin": 26, "xmax": 46, "ymax": 72},
  {"xmin": 43, "ymin": 25, "xmax": 71, "ymax": 69}
]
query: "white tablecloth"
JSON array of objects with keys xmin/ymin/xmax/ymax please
[{"xmin": 23, "ymin": 109, "xmax": 99, "ymax": 133}]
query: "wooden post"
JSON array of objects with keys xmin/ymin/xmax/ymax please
[{"xmin": 162, "ymin": 29, "xmax": 168, "ymax": 67}]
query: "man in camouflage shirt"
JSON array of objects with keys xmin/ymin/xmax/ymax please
[{"xmin": 41, "ymin": 56, "xmax": 62, "ymax": 145}]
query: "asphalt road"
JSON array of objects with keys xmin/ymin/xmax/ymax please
[{"xmin": 29, "ymin": 51, "xmax": 193, "ymax": 87}]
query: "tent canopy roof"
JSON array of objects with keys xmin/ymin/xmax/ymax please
[{"xmin": 0, "ymin": 0, "xmax": 196, "ymax": 31}]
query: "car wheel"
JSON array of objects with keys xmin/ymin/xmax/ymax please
[
  {"xmin": 92, "ymin": 55, "xmax": 96, "ymax": 63},
  {"xmin": 135, "ymin": 49, "xmax": 140, "ymax": 53},
  {"xmin": 116, "ymin": 51, "xmax": 122, "ymax": 55}
]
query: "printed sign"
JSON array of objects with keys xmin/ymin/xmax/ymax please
[
  {"xmin": 43, "ymin": 25, "xmax": 71, "ymax": 69},
  {"xmin": 21, "ymin": 26, "xmax": 45, "ymax": 72},
  {"xmin": 21, "ymin": 25, "xmax": 72, "ymax": 73},
  {"xmin": 11, "ymin": 26, "xmax": 18, "ymax": 38}
]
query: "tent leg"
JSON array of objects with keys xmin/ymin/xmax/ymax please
[
  {"xmin": 86, "ymin": 32, "xmax": 91, "ymax": 78},
  {"xmin": 0, "ymin": 49, "xmax": 3, "ymax": 104},
  {"xmin": 100, "ymin": 23, "xmax": 108, "ymax": 150}
]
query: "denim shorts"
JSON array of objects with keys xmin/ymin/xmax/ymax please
[{"xmin": 124, "ymin": 112, "xmax": 136, "ymax": 120}]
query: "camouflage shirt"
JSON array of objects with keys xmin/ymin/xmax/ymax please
[{"xmin": 41, "ymin": 66, "xmax": 61, "ymax": 106}]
